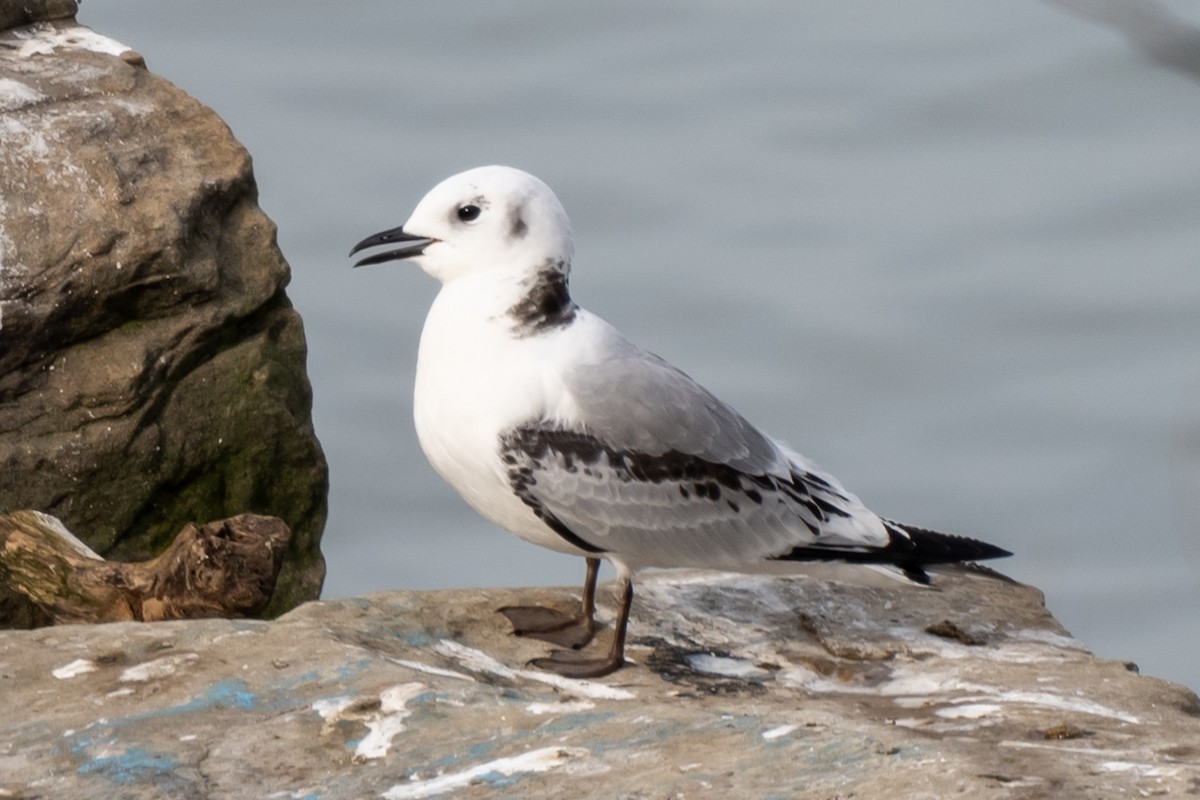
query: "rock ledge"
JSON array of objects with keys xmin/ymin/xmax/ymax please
[{"xmin": 2, "ymin": 570, "xmax": 1197, "ymax": 798}]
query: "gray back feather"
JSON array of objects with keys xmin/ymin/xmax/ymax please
[{"xmin": 564, "ymin": 336, "xmax": 788, "ymax": 475}]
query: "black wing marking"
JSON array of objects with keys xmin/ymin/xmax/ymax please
[
  {"xmin": 498, "ymin": 424, "xmax": 879, "ymax": 567},
  {"xmin": 500, "ymin": 424, "xmax": 1012, "ymax": 574}
]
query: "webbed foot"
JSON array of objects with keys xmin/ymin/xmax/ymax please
[{"xmin": 497, "ymin": 605, "xmax": 597, "ymax": 649}]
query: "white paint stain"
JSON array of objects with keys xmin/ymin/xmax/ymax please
[
  {"xmin": 51, "ymin": 659, "xmax": 97, "ymax": 679},
  {"xmin": 1098, "ymin": 760, "xmax": 1181, "ymax": 778},
  {"xmin": 685, "ymin": 653, "xmax": 771, "ymax": 681},
  {"xmin": 761, "ymin": 723, "xmax": 799, "ymax": 740},
  {"xmin": 387, "ymin": 657, "xmax": 475, "ymax": 682},
  {"xmin": 781, "ymin": 662, "xmax": 1139, "ymax": 725},
  {"xmin": 354, "ymin": 683, "xmax": 426, "ymax": 763},
  {"xmin": 890, "ymin": 717, "xmax": 931, "ymax": 730},
  {"xmin": 10, "ymin": 24, "xmax": 133, "ymax": 59},
  {"xmin": 433, "ymin": 640, "xmax": 634, "ymax": 701},
  {"xmin": 953, "ymin": 691, "xmax": 1138, "ymax": 725},
  {"xmin": 312, "ymin": 683, "xmax": 427, "ymax": 763},
  {"xmin": 382, "ymin": 747, "xmax": 590, "ymax": 800},
  {"xmin": 525, "ymin": 699, "xmax": 596, "ymax": 715},
  {"xmin": 0, "ymin": 78, "xmax": 44, "ymax": 112},
  {"xmin": 934, "ymin": 703, "xmax": 1001, "ymax": 719},
  {"xmin": 119, "ymin": 653, "xmax": 199, "ymax": 682},
  {"xmin": 311, "ymin": 695, "xmax": 357, "ymax": 724},
  {"xmin": 1000, "ymin": 742, "xmax": 1188, "ymax": 779}
]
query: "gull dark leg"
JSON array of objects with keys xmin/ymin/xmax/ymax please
[
  {"xmin": 529, "ymin": 574, "xmax": 633, "ymax": 679},
  {"xmin": 497, "ymin": 557, "xmax": 600, "ymax": 649}
]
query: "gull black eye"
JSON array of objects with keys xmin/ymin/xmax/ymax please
[{"xmin": 457, "ymin": 204, "xmax": 481, "ymax": 222}]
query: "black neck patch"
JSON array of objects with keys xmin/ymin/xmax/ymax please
[{"xmin": 507, "ymin": 261, "xmax": 577, "ymax": 336}]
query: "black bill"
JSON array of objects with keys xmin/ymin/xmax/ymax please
[{"xmin": 349, "ymin": 225, "xmax": 433, "ymax": 267}]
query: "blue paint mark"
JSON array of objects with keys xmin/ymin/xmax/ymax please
[
  {"xmin": 77, "ymin": 746, "xmax": 177, "ymax": 785},
  {"xmin": 477, "ymin": 769, "xmax": 527, "ymax": 790},
  {"xmin": 68, "ymin": 734, "xmax": 94, "ymax": 756},
  {"xmin": 425, "ymin": 739, "xmax": 500, "ymax": 772},
  {"xmin": 465, "ymin": 740, "xmax": 496, "ymax": 761},
  {"xmin": 763, "ymin": 735, "xmax": 797, "ymax": 748},
  {"xmin": 197, "ymin": 679, "xmax": 256, "ymax": 710},
  {"xmin": 535, "ymin": 711, "xmax": 615, "ymax": 735},
  {"xmin": 336, "ymin": 659, "xmax": 371, "ymax": 681},
  {"xmin": 720, "ymin": 714, "xmax": 759, "ymax": 732},
  {"xmin": 112, "ymin": 678, "xmax": 260, "ymax": 727},
  {"xmin": 225, "ymin": 684, "xmax": 257, "ymax": 710},
  {"xmin": 396, "ymin": 631, "xmax": 434, "ymax": 647},
  {"xmin": 163, "ymin": 679, "xmax": 257, "ymax": 714},
  {"xmin": 276, "ymin": 669, "xmax": 321, "ymax": 691},
  {"xmin": 582, "ymin": 717, "xmax": 685, "ymax": 757}
]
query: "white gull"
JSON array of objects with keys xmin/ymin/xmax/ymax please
[{"xmin": 351, "ymin": 165, "xmax": 1010, "ymax": 677}]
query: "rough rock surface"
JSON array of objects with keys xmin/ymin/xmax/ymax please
[
  {"xmin": 0, "ymin": 10, "xmax": 328, "ymax": 619},
  {"xmin": 2, "ymin": 570, "xmax": 1197, "ymax": 799},
  {"xmin": 0, "ymin": 0, "xmax": 76, "ymax": 31}
]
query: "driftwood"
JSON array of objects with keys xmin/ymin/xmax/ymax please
[{"xmin": 0, "ymin": 511, "xmax": 291, "ymax": 625}]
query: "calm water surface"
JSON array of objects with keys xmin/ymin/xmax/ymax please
[{"xmin": 82, "ymin": 1, "xmax": 1200, "ymax": 690}]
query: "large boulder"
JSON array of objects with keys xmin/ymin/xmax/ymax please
[
  {"xmin": 0, "ymin": 3, "xmax": 327, "ymax": 619},
  {"xmin": 1, "ymin": 570, "xmax": 1197, "ymax": 797}
]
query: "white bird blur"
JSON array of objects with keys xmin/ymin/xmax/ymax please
[{"xmin": 351, "ymin": 165, "xmax": 1010, "ymax": 677}]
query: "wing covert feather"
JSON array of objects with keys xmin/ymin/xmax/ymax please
[
  {"xmin": 499, "ymin": 425, "xmax": 893, "ymax": 571},
  {"xmin": 564, "ymin": 337, "xmax": 786, "ymax": 474}
]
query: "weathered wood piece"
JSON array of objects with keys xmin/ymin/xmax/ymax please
[{"xmin": 0, "ymin": 511, "xmax": 291, "ymax": 624}]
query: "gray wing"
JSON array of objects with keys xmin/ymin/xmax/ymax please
[
  {"xmin": 499, "ymin": 328, "xmax": 896, "ymax": 570},
  {"xmin": 564, "ymin": 335, "xmax": 788, "ymax": 474}
]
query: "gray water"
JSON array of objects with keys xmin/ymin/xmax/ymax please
[{"xmin": 82, "ymin": 1, "xmax": 1200, "ymax": 691}]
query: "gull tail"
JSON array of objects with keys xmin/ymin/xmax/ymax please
[
  {"xmin": 773, "ymin": 519, "xmax": 1012, "ymax": 585},
  {"xmin": 879, "ymin": 520, "xmax": 1012, "ymax": 583},
  {"xmin": 885, "ymin": 520, "xmax": 1012, "ymax": 564}
]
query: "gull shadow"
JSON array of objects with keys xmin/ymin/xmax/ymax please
[{"xmin": 1044, "ymin": 0, "xmax": 1200, "ymax": 82}]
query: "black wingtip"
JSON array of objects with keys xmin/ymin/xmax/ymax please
[
  {"xmin": 885, "ymin": 521, "xmax": 1012, "ymax": 564},
  {"xmin": 770, "ymin": 520, "xmax": 1011, "ymax": 575}
]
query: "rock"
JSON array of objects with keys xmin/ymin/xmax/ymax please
[
  {"xmin": 0, "ymin": 13, "xmax": 327, "ymax": 621},
  {"xmin": 2, "ymin": 570, "xmax": 1196, "ymax": 798},
  {"xmin": 0, "ymin": 510, "xmax": 291, "ymax": 624},
  {"xmin": 0, "ymin": 0, "xmax": 76, "ymax": 30}
]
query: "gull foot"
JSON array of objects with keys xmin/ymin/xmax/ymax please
[
  {"xmin": 497, "ymin": 605, "xmax": 597, "ymax": 649},
  {"xmin": 528, "ymin": 648, "xmax": 625, "ymax": 679}
]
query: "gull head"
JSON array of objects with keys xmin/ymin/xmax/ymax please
[{"xmin": 350, "ymin": 165, "xmax": 575, "ymax": 285}]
